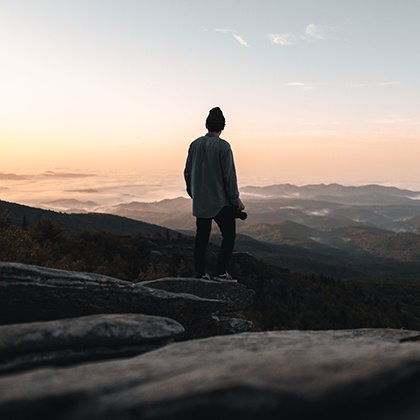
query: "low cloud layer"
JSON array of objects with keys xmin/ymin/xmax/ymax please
[
  {"xmin": 0, "ymin": 172, "xmax": 27, "ymax": 180},
  {"xmin": 42, "ymin": 171, "xmax": 94, "ymax": 179},
  {"xmin": 0, "ymin": 170, "xmax": 186, "ymax": 210}
]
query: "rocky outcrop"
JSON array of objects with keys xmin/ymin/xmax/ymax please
[
  {"xmin": 141, "ymin": 277, "xmax": 256, "ymax": 338},
  {"xmin": 1, "ymin": 263, "xmax": 420, "ymax": 419},
  {"xmin": 0, "ymin": 262, "xmax": 256, "ymax": 348},
  {"xmin": 0, "ymin": 313, "xmax": 184, "ymax": 374},
  {"xmin": 0, "ymin": 263, "xmax": 250, "ymax": 328},
  {"xmin": 1, "ymin": 329, "xmax": 420, "ymax": 420}
]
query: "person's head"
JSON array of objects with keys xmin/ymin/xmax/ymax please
[{"xmin": 205, "ymin": 107, "xmax": 225, "ymax": 133}]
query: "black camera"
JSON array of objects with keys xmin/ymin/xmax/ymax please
[{"xmin": 234, "ymin": 208, "xmax": 247, "ymax": 220}]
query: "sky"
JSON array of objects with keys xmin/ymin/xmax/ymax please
[{"xmin": 1, "ymin": 0, "xmax": 420, "ymax": 206}]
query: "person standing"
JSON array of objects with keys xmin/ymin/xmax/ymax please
[{"xmin": 184, "ymin": 107, "xmax": 245, "ymax": 280}]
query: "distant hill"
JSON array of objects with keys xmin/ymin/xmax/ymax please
[
  {"xmin": 99, "ymin": 197, "xmax": 195, "ymax": 231},
  {"xmin": 43, "ymin": 199, "xmax": 99, "ymax": 212},
  {"xmin": 0, "ymin": 200, "xmax": 179, "ymax": 237},
  {"xmin": 232, "ymin": 233, "xmax": 418, "ymax": 280},
  {"xmin": 239, "ymin": 220, "xmax": 320, "ymax": 246},
  {"xmin": 241, "ymin": 183, "xmax": 420, "ymax": 202}
]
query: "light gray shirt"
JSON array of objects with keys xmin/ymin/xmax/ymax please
[{"xmin": 184, "ymin": 133, "xmax": 240, "ymax": 218}]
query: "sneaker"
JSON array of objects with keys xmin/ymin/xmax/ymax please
[{"xmin": 213, "ymin": 272, "xmax": 237, "ymax": 283}]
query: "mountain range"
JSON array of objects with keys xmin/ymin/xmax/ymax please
[
  {"xmin": 2, "ymin": 183, "xmax": 420, "ymax": 280},
  {"xmin": 90, "ymin": 184, "xmax": 420, "ymax": 279}
]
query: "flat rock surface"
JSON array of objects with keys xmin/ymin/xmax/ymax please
[
  {"xmin": 141, "ymin": 277, "xmax": 255, "ymax": 312},
  {"xmin": 1, "ymin": 329, "xmax": 420, "ymax": 419},
  {"xmin": 0, "ymin": 314, "xmax": 184, "ymax": 373}
]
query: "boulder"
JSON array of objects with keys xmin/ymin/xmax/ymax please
[
  {"xmin": 1, "ymin": 329, "xmax": 420, "ymax": 419},
  {"xmin": 215, "ymin": 316, "xmax": 255, "ymax": 334},
  {"xmin": 0, "ymin": 313, "xmax": 184, "ymax": 374},
  {"xmin": 0, "ymin": 263, "xmax": 228, "ymax": 325}
]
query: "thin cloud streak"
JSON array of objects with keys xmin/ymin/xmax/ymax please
[
  {"xmin": 232, "ymin": 34, "xmax": 249, "ymax": 47},
  {"xmin": 303, "ymin": 23, "xmax": 341, "ymax": 41},
  {"xmin": 218, "ymin": 23, "xmax": 339, "ymax": 48},
  {"xmin": 268, "ymin": 33, "xmax": 294, "ymax": 46},
  {"xmin": 269, "ymin": 23, "xmax": 342, "ymax": 46},
  {"xmin": 215, "ymin": 28, "xmax": 249, "ymax": 46},
  {"xmin": 215, "ymin": 28, "xmax": 233, "ymax": 34},
  {"xmin": 304, "ymin": 23, "xmax": 327, "ymax": 40}
]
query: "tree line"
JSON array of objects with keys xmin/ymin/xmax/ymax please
[{"xmin": 0, "ymin": 214, "xmax": 191, "ymax": 281}]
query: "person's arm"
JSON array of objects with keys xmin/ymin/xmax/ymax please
[
  {"xmin": 184, "ymin": 147, "xmax": 192, "ymax": 198},
  {"xmin": 221, "ymin": 147, "xmax": 241, "ymax": 207}
]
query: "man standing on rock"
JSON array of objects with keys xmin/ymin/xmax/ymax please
[{"xmin": 184, "ymin": 107, "xmax": 245, "ymax": 281}]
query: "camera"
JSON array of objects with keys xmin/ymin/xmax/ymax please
[{"xmin": 234, "ymin": 208, "xmax": 247, "ymax": 220}]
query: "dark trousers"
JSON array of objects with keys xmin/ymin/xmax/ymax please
[{"xmin": 194, "ymin": 206, "xmax": 236, "ymax": 276}]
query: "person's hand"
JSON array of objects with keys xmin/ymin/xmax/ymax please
[{"xmin": 238, "ymin": 199, "xmax": 245, "ymax": 211}]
